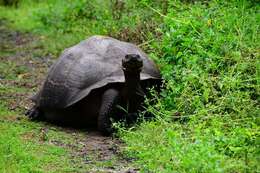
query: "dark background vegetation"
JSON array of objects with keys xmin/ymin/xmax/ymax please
[{"xmin": 0, "ymin": 0, "xmax": 259, "ymax": 172}]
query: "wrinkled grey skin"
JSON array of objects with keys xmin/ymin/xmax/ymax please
[{"xmin": 26, "ymin": 36, "xmax": 161, "ymax": 135}]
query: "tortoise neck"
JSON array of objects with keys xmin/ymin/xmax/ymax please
[
  {"xmin": 123, "ymin": 70, "xmax": 144, "ymax": 113},
  {"xmin": 123, "ymin": 70, "xmax": 141, "ymax": 91}
]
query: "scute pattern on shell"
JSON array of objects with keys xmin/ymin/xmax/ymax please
[{"xmin": 34, "ymin": 36, "xmax": 161, "ymax": 108}]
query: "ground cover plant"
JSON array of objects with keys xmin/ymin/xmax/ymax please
[{"xmin": 0, "ymin": 0, "xmax": 259, "ymax": 172}]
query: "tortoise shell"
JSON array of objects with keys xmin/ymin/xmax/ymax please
[{"xmin": 33, "ymin": 36, "xmax": 161, "ymax": 108}]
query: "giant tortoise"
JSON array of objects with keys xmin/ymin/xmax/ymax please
[{"xmin": 26, "ymin": 36, "xmax": 161, "ymax": 135}]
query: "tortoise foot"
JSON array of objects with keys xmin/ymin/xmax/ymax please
[
  {"xmin": 125, "ymin": 113, "xmax": 138, "ymax": 124},
  {"xmin": 100, "ymin": 126, "xmax": 113, "ymax": 136},
  {"xmin": 25, "ymin": 106, "xmax": 43, "ymax": 121}
]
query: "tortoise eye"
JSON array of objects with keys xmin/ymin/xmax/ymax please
[{"xmin": 125, "ymin": 54, "xmax": 131, "ymax": 60}]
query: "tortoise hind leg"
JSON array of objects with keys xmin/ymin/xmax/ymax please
[
  {"xmin": 98, "ymin": 88, "xmax": 119, "ymax": 136},
  {"xmin": 25, "ymin": 106, "xmax": 44, "ymax": 121}
]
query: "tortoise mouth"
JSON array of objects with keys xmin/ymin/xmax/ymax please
[{"xmin": 122, "ymin": 54, "xmax": 143, "ymax": 72}]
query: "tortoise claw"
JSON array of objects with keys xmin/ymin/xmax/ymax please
[{"xmin": 25, "ymin": 106, "xmax": 42, "ymax": 120}]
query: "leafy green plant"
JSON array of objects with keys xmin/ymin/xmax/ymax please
[{"xmin": 119, "ymin": 0, "xmax": 260, "ymax": 172}]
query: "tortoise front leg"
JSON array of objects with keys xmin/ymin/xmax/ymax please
[{"xmin": 98, "ymin": 89, "xmax": 119, "ymax": 136}]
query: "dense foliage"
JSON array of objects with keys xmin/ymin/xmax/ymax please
[
  {"xmin": 0, "ymin": 0, "xmax": 259, "ymax": 172},
  {"xmin": 120, "ymin": 1, "xmax": 260, "ymax": 172}
]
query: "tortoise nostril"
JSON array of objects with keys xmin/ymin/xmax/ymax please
[{"xmin": 125, "ymin": 54, "xmax": 141, "ymax": 62}]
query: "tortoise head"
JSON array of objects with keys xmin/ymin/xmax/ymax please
[{"xmin": 122, "ymin": 54, "xmax": 143, "ymax": 73}]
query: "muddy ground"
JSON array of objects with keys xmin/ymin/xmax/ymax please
[{"xmin": 0, "ymin": 19, "xmax": 138, "ymax": 173}]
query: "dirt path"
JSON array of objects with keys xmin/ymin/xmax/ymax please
[{"xmin": 0, "ymin": 19, "xmax": 137, "ymax": 173}]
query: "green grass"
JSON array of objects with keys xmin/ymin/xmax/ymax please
[
  {"xmin": 0, "ymin": 103, "xmax": 79, "ymax": 173},
  {"xmin": 0, "ymin": 0, "xmax": 259, "ymax": 172},
  {"xmin": 0, "ymin": 0, "xmax": 160, "ymax": 55},
  {"xmin": 118, "ymin": 1, "xmax": 260, "ymax": 172}
]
